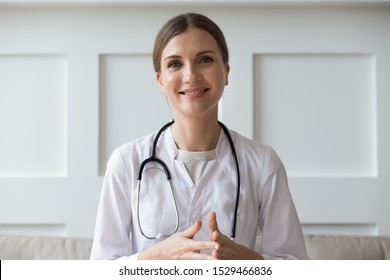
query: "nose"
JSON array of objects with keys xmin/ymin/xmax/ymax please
[{"xmin": 183, "ymin": 63, "xmax": 201, "ymax": 83}]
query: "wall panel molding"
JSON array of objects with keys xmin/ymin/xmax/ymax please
[
  {"xmin": 98, "ymin": 54, "xmax": 171, "ymax": 175},
  {"xmin": 253, "ymin": 53, "xmax": 377, "ymax": 178},
  {"xmin": 302, "ymin": 223, "xmax": 377, "ymax": 235},
  {"xmin": 0, "ymin": 224, "xmax": 66, "ymax": 236},
  {"xmin": 0, "ymin": 54, "xmax": 68, "ymax": 177}
]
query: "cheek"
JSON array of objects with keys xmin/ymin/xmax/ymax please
[
  {"xmin": 161, "ymin": 73, "xmax": 179, "ymax": 91},
  {"xmin": 207, "ymin": 65, "xmax": 226, "ymax": 81},
  {"xmin": 210, "ymin": 70, "xmax": 227, "ymax": 87}
]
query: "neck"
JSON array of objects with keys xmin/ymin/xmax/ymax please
[{"xmin": 171, "ymin": 117, "xmax": 221, "ymax": 151}]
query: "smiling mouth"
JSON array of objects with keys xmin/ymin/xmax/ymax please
[{"xmin": 179, "ymin": 88, "xmax": 209, "ymax": 95}]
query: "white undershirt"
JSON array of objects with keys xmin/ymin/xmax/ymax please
[{"xmin": 176, "ymin": 149, "xmax": 217, "ymax": 186}]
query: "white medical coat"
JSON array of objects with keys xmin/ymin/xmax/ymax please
[{"xmin": 90, "ymin": 126, "xmax": 308, "ymax": 259}]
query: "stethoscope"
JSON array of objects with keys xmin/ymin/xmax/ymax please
[{"xmin": 136, "ymin": 120, "xmax": 240, "ymax": 240}]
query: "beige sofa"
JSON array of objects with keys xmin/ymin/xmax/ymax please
[{"xmin": 1, "ymin": 234, "xmax": 390, "ymax": 260}]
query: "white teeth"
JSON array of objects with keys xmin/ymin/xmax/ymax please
[{"xmin": 180, "ymin": 89, "xmax": 206, "ymax": 95}]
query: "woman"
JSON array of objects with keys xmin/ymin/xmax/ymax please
[{"xmin": 90, "ymin": 13, "xmax": 308, "ymax": 260}]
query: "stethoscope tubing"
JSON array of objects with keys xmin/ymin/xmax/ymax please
[
  {"xmin": 136, "ymin": 120, "xmax": 240, "ymax": 240},
  {"xmin": 217, "ymin": 121, "xmax": 241, "ymax": 239}
]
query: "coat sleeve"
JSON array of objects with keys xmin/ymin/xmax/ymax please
[
  {"xmin": 258, "ymin": 147, "xmax": 309, "ymax": 260},
  {"xmin": 90, "ymin": 149, "xmax": 137, "ymax": 260}
]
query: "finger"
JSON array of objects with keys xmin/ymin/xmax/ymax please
[
  {"xmin": 178, "ymin": 219, "xmax": 202, "ymax": 239},
  {"xmin": 210, "ymin": 230, "xmax": 223, "ymax": 259},
  {"xmin": 211, "ymin": 229, "xmax": 220, "ymax": 242},
  {"xmin": 212, "ymin": 247, "xmax": 222, "ymax": 259},
  {"xmin": 208, "ymin": 211, "xmax": 220, "ymax": 233},
  {"xmin": 189, "ymin": 240, "xmax": 220, "ymax": 252}
]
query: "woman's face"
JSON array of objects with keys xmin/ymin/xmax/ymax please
[{"xmin": 156, "ymin": 27, "xmax": 230, "ymax": 120}]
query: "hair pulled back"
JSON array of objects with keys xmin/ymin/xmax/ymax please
[{"xmin": 153, "ymin": 13, "xmax": 229, "ymax": 72}]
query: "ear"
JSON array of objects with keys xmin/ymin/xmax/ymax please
[
  {"xmin": 156, "ymin": 71, "xmax": 164, "ymax": 90},
  {"xmin": 225, "ymin": 64, "xmax": 230, "ymax": 86}
]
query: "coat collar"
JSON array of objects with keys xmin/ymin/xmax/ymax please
[{"xmin": 157, "ymin": 125, "xmax": 229, "ymax": 161}]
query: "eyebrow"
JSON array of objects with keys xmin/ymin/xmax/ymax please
[{"xmin": 163, "ymin": 50, "xmax": 216, "ymax": 61}]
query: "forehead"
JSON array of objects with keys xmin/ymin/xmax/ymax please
[{"xmin": 162, "ymin": 28, "xmax": 221, "ymax": 58}]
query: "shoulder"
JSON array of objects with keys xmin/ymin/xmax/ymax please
[
  {"xmin": 229, "ymin": 130, "xmax": 284, "ymax": 173},
  {"xmin": 116, "ymin": 132, "xmax": 155, "ymax": 156},
  {"xmin": 106, "ymin": 132, "xmax": 156, "ymax": 171}
]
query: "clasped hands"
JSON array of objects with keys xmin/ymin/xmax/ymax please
[{"xmin": 138, "ymin": 211, "xmax": 263, "ymax": 260}]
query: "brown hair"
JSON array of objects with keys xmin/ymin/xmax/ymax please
[{"xmin": 153, "ymin": 13, "xmax": 229, "ymax": 72}]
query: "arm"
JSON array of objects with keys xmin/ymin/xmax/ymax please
[
  {"xmin": 208, "ymin": 146, "xmax": 308, "ymax": 260},
  {"xmin": 257, "ymin": 148, "xmax": 308, "ymax": 260},
  {"xmin": 90, "ymin": 149, "xmax": 134, "ymax": 259}
]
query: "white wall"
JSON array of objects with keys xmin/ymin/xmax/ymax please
[{"xmin": 0, "ymin": 1, "xmax": 390, "ymax": 238}]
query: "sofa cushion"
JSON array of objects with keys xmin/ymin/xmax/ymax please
[
  {"xmin": 304, "ymin": 234, "xmax": 390, "ymax": 260},
  {"xmin": 0, "ymin": 235, "xmax": 93, "ymax": 260},
  {"xmin": 2, "ymin": 234, "xmax": 390, "ymax": 260}
]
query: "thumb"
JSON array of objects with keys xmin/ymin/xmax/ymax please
[
  {"xmin": 179, "ymin": 219, "xmax": 202, "ymax": 239},
  {"xmin": 208, "ymin": 211, "xmax": 220, "ymax": 234}
]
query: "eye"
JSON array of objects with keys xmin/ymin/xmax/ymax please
[
  {"xmin": 168, "ymin": 60, "xmax": 182, "ymax": 69},
  {"xmin": 199, "ymin": 57, "xmax": 213, "ymax": 64}
]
